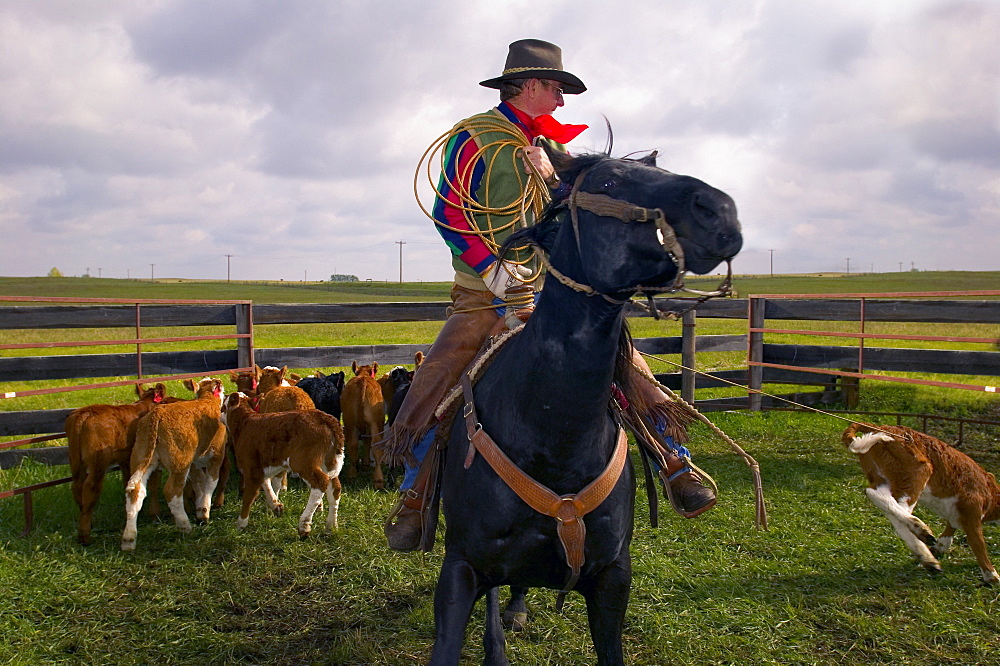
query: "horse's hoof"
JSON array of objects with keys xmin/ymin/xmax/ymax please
[{"xmin": 502, "ymin": 610, "xmax": 528, "ymax": 632}]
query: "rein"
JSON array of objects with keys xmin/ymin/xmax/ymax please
[
  {"xmin": 460, "ymin": 372, "xmax": 629, "ymax": 609},
  {"xmin": 534, "ymin": 168, "xmax": 734, "ymax": 308}
]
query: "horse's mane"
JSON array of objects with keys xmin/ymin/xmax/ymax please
[
  {"xmin": 614, "ymin": 319, "xmax": 635, "ymax": 406},
  {"xmin": 496, "ymin": 148, "xmax": 640, "ymax": 414}
]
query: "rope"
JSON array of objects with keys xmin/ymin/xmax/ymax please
[
  {"xmin": 637, "ymin": 350, "xmax": 897, "ymax": 432},
  {"xmin": 413, "ymin": 113, "xmax": 551, "ymax": 290},
  {"xmin": 632, "ymin": 356, "xmax": 769, "ymax": 529},
  {"xmin": 634, "ymin": 348, "xmax": 916, "ymax": 530}
]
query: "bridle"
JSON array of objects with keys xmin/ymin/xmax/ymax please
[{"xmin": 527, "ymin": 166, "xmax": 733, "ymax": 316}]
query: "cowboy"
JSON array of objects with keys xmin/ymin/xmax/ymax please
[{"xmin": 381, "ymin": 38, "xmax": 716, "ymax": 552}]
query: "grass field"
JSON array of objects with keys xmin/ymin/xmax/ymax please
[
  {"xmin": 2, "ymin": 273, "xmax": 1000, "ymax": 664},
  {"xmin": 3, "ymin": 269, "xmax": 999, "ymax": 303}
]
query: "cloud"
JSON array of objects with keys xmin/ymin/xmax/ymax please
[{"xmin": 1, "ymin": 0, "xmax": 998, "ymax": 282}]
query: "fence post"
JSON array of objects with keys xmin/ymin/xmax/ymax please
[
  {"xmin": 681, "ymin": 309, "xmax": 697, "ymax": 403},
  {"xmin": 747, "ymin": 296, "xmax": 765, "ymax": 411},
  {"xmin": 236, "ymin": 303, "xmax": 254, "ymax": 369}
]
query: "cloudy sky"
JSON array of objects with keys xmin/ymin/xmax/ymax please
[{"xmin": 1, "ymin": 0, "xmax": 998, "ymax": 282}]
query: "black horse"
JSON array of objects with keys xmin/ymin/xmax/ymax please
[{"xmin": 429, "ymin": 148, "xmax": 742, "ymax": 665}]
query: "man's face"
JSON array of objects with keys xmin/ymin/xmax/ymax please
[{"xmin": 524, "ymin": 78, "xmax": 565, "ymax": 116}]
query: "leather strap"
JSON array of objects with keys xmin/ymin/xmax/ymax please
[{"xmin": 460, "ymin": 372, "xmax": 629, "ymax": 603}]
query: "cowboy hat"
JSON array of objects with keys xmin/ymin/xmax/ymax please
[{"xmin": 479, "ymin": 39, "xmax": 586, "ymax": 94}]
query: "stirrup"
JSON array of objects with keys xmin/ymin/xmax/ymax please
[
  {"xmin": 659, "ymin": 457, "xmax": 718, "ymax": 519},
  {"xmin": 384, "ymin": 493, "xmax": 408, "ymax": 529}
]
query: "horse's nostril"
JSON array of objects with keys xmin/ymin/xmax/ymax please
[{"xmin": 716, "ymin": 230, "xmax": 743, "ymax": 256}]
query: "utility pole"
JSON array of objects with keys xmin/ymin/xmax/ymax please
[
  {"xmin": 898, "ymin": 262, "xmax": 903, "ymax": 272},
  {"xmin": 768, "ymin": 249, "xmax": 774, "ymax": 277},
  {"xmin": 396, "ymin": 240, "xmax": 406, "ymax": 283},
  {"xmin": 225, "ymin": 254, "xmax": 233, "ymax": 283},
  {"xmin": 150, "ymin": 264, "xmax": 155, "ymax": 281},
  {"xmin": 845, "ymin": 257, "xmax": 850, "ymax": 275}
]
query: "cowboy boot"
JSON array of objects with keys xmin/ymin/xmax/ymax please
[
  {"xmin": 660, "ymin": 446, "xmax": 716, "ymax": 517},
  {"xmin": 384, "ymin": 428, "xmax": 437, "ymax": 552},
  {"xmin": 385, "ymin": 490, "xmax": 424, "ymax": 552}
]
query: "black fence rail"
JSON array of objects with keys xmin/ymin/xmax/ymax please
[
  {"xmin": 4, "ymin": 295, "xmax": 1000, "ymax": 462},
  {"xmin": 3, "ymin": 293, "xmax": 1000, "ymax": 535},
  {"xmin": 746, "ymin": 293, "xmax": 1000, "ymax": 411}
]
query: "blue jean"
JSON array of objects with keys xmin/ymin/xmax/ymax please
[{"xmin": 400, "ymin": 427, "xmax": 436, "ymax": 491}]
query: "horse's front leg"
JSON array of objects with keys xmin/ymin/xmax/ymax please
[
  {"xmin": 429, "ymin": 556, "xmax": 489, "ymax": 665},
  {"xmin": 502, "ymin": 586, "xmax": 528, "ymax": 631},
  {"xmin": 483, "ymin": 587, "xmax": 509, "ymax": 666},
  {"xmin": 578, "ymin": 553, "xmax": 632, "ymax": 666}
]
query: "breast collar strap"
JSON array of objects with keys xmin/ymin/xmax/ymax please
[{"xmin": 460, "ymin": 372, "xmax": 628, "ymax": 609}]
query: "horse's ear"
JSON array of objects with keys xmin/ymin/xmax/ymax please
[
  {"xmin": 638, "ymin": 150, "xmax": 658, "ymax": 167},
  {"xmin": 541, "ymin": 143, "xmax": 575, "ymax": 182}
]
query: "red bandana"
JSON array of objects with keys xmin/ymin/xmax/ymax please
[{"xmin": 528, "ymin": 114, "xmax": 588, "ymax": 144}]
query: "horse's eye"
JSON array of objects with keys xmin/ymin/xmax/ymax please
[{"xmin": 602, "ymin": 179, "xmax": 617, "ymax": 190}]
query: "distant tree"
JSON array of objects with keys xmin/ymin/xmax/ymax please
[
  {"xmin": 47, "ymin": 267, "xmax": 63, "ymax": 277},
  {"xmin": 329, "ymin": 274, "xmax": 359, "ymax": 282}
]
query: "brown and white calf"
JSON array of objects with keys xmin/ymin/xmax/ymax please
[
  {"xmin": 256, "ymin": 365, "xmax": 299, "ymax": 393},
  {"xmin": 222, "ymin": 392, "xmax": 345, "ymax": 538},
  {"xmin": 256, "ymin": 368, "xmax": 316, "ymax": 495},
  {"xmin": 65, "ymin": 383, "xmax": 168, "ymax": 545},
  {"xmin": 340, "ymin": 360, "xmax": 386, "ymax": 488},
  {"xmin": 121, "ymin": 377, "xmax": 227, "ymax": 551},
  {"xmin": 843, "ymin": 422, "xmax": 1000, "ymax": 584}
]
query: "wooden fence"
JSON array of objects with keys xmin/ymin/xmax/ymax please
[
  {"xmin": 3, "ymin": 294, "xmax": 1000, "ymax": 468},
  {"xmin": 745, "ymin": 293, "xmax": 1000, "ymax": 411}
]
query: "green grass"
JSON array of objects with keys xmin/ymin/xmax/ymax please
[
  {"xmin": 2, "ymin": 273, "xmax": 1000, "ymax": 663},
  {"xmin": 4, "ymin": 270, "xmax": 999, "ymax": 304},
  {"xmin": 2, "ymin": 389, "xmax": 1000, "ymax": 664},
  {"xmin": 0, "ymin": 276, "xmax": 453, "ymax": 303},
  {"xmin": 686, "ymin": 269, "xmax": 1000, "ymax": 298}
]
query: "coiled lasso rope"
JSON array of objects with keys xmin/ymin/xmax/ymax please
[{"xmin": 413, "ymin": 113, "xmax": 553, "ymax": 310}]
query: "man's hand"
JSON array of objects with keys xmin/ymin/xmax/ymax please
[
  {"xmin": 521, "ymin": 146, "xmax": 558, "ymax": 187},
  {"xmin": 502, "ymin": 284, "xmax": 537, "ymax": 329},
  {"xmin": 482, "ymin": 260, "xmax": 532, "ymax": 300}
]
